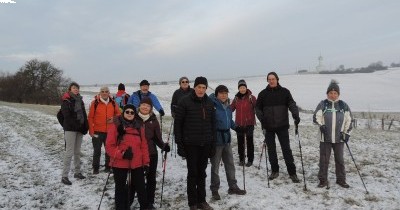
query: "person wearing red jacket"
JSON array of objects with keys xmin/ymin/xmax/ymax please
[
  {"xmin": 230, "ymin": 79, "xmax": 257, "ymax": 167},
  {"xmin": 88, "ymin": 86, "xmax": 121, "ymax": 174},
  {"xmin": 106, "ymin": 104, "xmax": 150, "ymax": 210}
]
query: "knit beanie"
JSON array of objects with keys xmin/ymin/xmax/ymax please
[
  {"xmin": 179, "ymin": 76, "xmax": 189, "ymax": 84},
  {"xmin": 194, "ymin": 76, "xmax": 208, "ymax": 88},
  {"xmin": 140, "ymin": 80, "xmax": 150, "ymax": 86},
  {"xmin": 215, "ymin": 85, "xmax": 229, "ymax": 96},
  {"xmin": 326, "ymin": 79, "xmax": 340, "ymax": 95},
  {"xmin": 118, "ymin": 83, "xmax": 125, "ymax": 91},
  {"xmin": 267, "ymin": 72, "xmax": 279, "ymax": 81},
  {"xmin": 238, "ymin": 79, "xmax": 247, "ymax": 89},
  {"xmin": 123, "ymin": 104, "xmax": 137, "ymax": 115},
  {"xmin": 140, "ymin": 97, "xmax": 153, "ymax": 107}
]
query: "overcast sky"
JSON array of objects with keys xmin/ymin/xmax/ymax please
[{"xmin": 1, "ymin": 0, "xmax": 399, "ymax": 85}]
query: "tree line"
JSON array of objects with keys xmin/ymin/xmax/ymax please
[
  {"xmin": 319, "ymin": 61, "xmax": 389, "ymax": 74},
  {"xmin": 0, "ymin": 59, "xmax": 69, "ymax": 105}
]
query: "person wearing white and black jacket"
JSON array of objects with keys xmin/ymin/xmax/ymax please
[{"xmin": 313, "ymin": 79, "xmax": 353, "ymax": 188}]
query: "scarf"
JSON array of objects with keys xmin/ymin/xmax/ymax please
[
  {"xmin": 138, "ymin": 112, "xmax": 150, "ymax": 122},
  {"xmin": 69, "ymin": 92, "xmax": 84, "ymax": 125}
]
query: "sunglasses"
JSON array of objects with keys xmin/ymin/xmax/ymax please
[
  {"xmin": 181, "ymin": 81, "xmax": 189, "ymax": 84},
  {"xmin": 101, "ymin": 91, "xmax": 109, "ymax": 93},
  {"xmin": 125, "ymin": 110, "xmax": 135, "ymax": 115}
]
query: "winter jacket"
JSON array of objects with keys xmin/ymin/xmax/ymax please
[
  {"xmin": 61, "ymin": 92, "xmax": 89, "ymax": 134},
  {"xmin": 313, "ymin": 99, "xmax": 353, "ymax": 143},
  {"xmin": 88, "ymin": 95, "xmax": 121, "ymax": 135},
  {"xmin": 137, "ymin": 113, "xmax": 166, "ymax": 155},
  {"xmin": 106, "ymin": 117, "xmax": 150, "ymax": 169},
  {"xmin": 171, "ymin": 87, "xmax": 192, "ymax": 117},
  {"xmin": 174, "ymin": 90, "xmax": 216, "ymax": 146},
  {"xmin": 210, "ymin": 93, "xmax": 236, "ymax": 146},
  {"xmin": 255, "ymin": 84, "xmax": 299, "ymax": 131},
  {"xmin": 230, "ymin": 89, "xmax": 257, "ymax": 127},
  {"xmin": 127, "ymin": 90, "xmax": 164, "ymax": 113}
]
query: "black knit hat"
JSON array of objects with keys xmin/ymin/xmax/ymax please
[
  {"xmin": 140, "ymin": 97, "xmax": 153, "ymax": 107},
  {"xmin": 267, "ymin": 72, "xmax": 279, "ymax": 81},
  {"xmin": 118, "ymin": 83, "xmax": 125, "ymax": 90},
  {"xmin": 194, "ymin": 76, "xmax": 208, "ymax": 88},
  {"xmin": 215, "ymin": 85, "xmax": 229, "ymax": 96},
  {"xmin": 123, "ymin": 104, "xmax": 137, "ymax": 115},
  {"xmin": 238, "ymin": 79, "xmax": 247, "ymax": 89},
  {"xmin": 140, "ymin": 80, "xmax": 150, "ymax": 86},
  {"xmin": 326, "ymin": 79, "xmax": 340, "ymax": 95}
]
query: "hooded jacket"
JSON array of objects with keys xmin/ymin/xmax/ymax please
[
  {"xmin": 61, "ymin": 92, "xmax": 89, "ymax": 134},
  {"xmin": 88, "ymin": 95, "xmax": 121, "ymax": 135},
  {"xmin": 210, "ymin": 93, "xmax": 236, "ymax": 146},
  {"xmin": 230, "ymin": 89, "xmax": 257, "ymax": 127}
]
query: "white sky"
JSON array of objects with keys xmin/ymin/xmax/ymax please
[{"xmin": 1, "ymin": 0, "xmax": 399, "ymax": 85}]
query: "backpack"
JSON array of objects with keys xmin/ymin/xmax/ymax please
[
  {"xmin": 57, "ymin": 109, "xmax": 64, "ymax": 127},
  {"xmin": 91, "ymin": 96, "xmax": 116, "ymax": 114},
  {"xmin": 115, "ymin": 93, "xmax": 130, "ymax": 110}
]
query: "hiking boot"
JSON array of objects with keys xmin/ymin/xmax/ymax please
[
  {"xmin": 336, "ymin": 180, "xmax": 350, "ymax": 188},
  {"xmin": 290, "ymin": 174, "xmax": 300, "ymax": 183},
  {"xmin": 61, "ymin": 177, "xmax": 72, "ymax": 185},
  {"xmin": 239, "ymin": 161, "xmax": 244, "ymax": 166},
  {"xmin": 189, "ymin": 206, "xmax": 197, "ymax": 210},
  {"xmin": 93, "ymin": 168, "xmax": 99, "ymax": 175},
  {"xmin": 74, "ymin": 173, "xmax": 86, "ymax": 179},
  {"xmin": 228, "ymin": 187, "xmax": 246, "ymax": 195},
  {"xmin": 268, "ymin": 172, "xmax": 279, "ymax": 180},
  {"xmin": 245, "ymin": 161, "xmax": 253, "ymax": 167},
  {"xmin": 197, "ymin": 201, "xmax": 213, "ymax": 210},
  {"xmin": 212, "ymin": 191, "xmax": 221, "ymax": 200},
  {"xmin": 317, "ymin": 180, "xmax": 328, "ymax": 188}
]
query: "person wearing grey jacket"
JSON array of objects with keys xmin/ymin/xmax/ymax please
[{"xmin": 313, "ymin": 79, "xmax": 353, "ymax": 188}]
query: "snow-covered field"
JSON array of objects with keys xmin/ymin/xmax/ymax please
[{"xmin": 1, "ymin": 70, "xmax": 400, "ymax": 210}]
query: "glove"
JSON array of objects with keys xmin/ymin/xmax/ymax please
[
  {"xmin": 294, "ymin": 117, "xmax": 300, "ymax": 126},
  {"xmin": 320, "ymin": 125, "xmax": 328, "ymax": 136},
  {"xmin": 162, "ymin": 143, "xmax": 171, "ymax": 153},
  {"xmin": 122, "ymin": 147, "xmax": 133, "ymax": 160},
  {"xmin": 341, "ymin": 132, "xmax": 350, "ymax": 143},
  {"xmin": 159, "ymin": 109, "xmax": 165, "ymax": 117},
  {"xmin": 208, "ymin": 144, "xmax": 216, "ymax": 158},
  {"xmin": 143, "ymin": 165, "xmax": 149, "ymax": 176},
  {"xmin": 177, "ymin": 143, "xmax": 186, "ymax": 157}
]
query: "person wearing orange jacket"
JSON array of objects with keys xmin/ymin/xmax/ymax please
[
  {"xmin": 88, "ymin": 86, "xmax": 121, "ymax": 174},
  {"xmin": 106, "ymin": 104, "xmax": 150, "ymax": 210}
]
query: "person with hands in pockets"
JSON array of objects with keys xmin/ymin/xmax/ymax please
[
  {"xmin": 106, "ymin": 104, "xmax": 150, "ymax": 210},
  {"xmin": 313, "ymin": 80, "xmax": 353, "ymax": 189}
]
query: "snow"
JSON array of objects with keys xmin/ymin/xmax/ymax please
[{"xmin": 1, "ymin": 69, "xmax": 400, "ymax": 209}]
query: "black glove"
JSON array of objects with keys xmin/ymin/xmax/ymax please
[
  {"xmin": 177, "ymin": 143, "xmax": 186, "ymax": 157},
  {"xmin": 122, "ymin": 147, "xmax": 133, "ymax": 160},
  {"xmin": 143, "ymin": 165, "xmax": 149, "ymax": 176},
  {"xmin": 162, "ymin": 143, "xmax": 171, "ymax": 153},
  {"xmin": 294, "ymin": 117, "xmax": 300, "ymax": 126},
  {"xmin": 320, "ymin": 125, "xmax": 328, "ymax": 136},
  {"xmin": 341, "ymin": 133, "xmax": 350, "ymax": 143},
  {"xmin": 159, "ymin": 109, "xmax": 165, "ymax": 117},
  {"xmin": 208, "ymin": 144, "xmax": 216, "ymax": 158}
]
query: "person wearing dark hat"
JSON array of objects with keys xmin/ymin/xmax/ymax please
[
  {"xmin": 106, "ymin": 104, "xmax": 150, "ymax": 209},
  {"xmin": 255, "ymin": 72, "xmax": 301, "ymax": 183},
  {"xmin": 127, "ymin": 79, "xmax": 165, "ymax": 117},
  {"xmin": 313, "ymin": 79, "xmax": 353, "ymax": 189},
  {"xmin": 174, "ymin": 76, "xmax": 216, "ymax": 210},
  {"xmin": 209, "ymin": 85, "xmax": 246, "ymax": 201},
  {"xmin": 230, "ymin": 79, "xmax": 257, "ymax": 167},
  {"xmin": 171, "ymin": 76, "xmax": 192, "ymax": 118},
  {"xmin": 134, "ymin": 97, "xmax": 170, "ymax": 209},
  {"xmin": 115, "ymin": 83, "xmax": 130, "ymax": 112}
]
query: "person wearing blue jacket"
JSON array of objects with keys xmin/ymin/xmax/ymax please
[
  {"xmin": 209, "ymin": 85, "xmax": 246, "ymax": 201},
  {"xmin": 127, "ymin": 80, "xmax": 165, "ymax": 116}
]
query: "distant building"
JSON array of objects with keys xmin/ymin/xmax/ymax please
[{"xmin": 315, "ymin": 54, "xmax": 325, "ymax": 72}]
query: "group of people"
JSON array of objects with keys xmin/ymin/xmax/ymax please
[{"xmin": 59, "ymin": 72, "xmax": 353, "ymax": 210}]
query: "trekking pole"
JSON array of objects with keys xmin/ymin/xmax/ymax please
[
  {"xmin": 127, "ymin": 159, "xmax": 132, "ymax": 209},
  {"xmin": 97, "ymin": 168, "xmax": 113, "ymax": 210},
  {"xmin": 243, "ymin": 135, "xmax": 246, "ymax": 190},
  {"xmin": 257, "ymin": 142, "xmax": 265, "ymax": 170},
  {"xmin": 264, "ymin": 143, "xmax": 270, "ymax": 188},
  {"xmin": 160, "ymin": 119, "xmax": 174, "ymax": 208},
  {"xmin": 295, "ymin": 126, "xmax": 307, "ymax": 191},
  {"xmin": 345, "ymin": 141, "xmax": 369, "ymax": 194}
]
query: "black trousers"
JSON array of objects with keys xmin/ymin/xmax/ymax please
[
  {"xmin": 185, "ymin": 144, "xmax": 210, "ymax": 207},
  {"xmin": 264, "ymin": 129, "xmax": 296, "ymax": 175},
  {"xmin": 236, "ymin": 125, "xmax": 255, "ymax": 162},
  {"xmin": 132, "ymin": 153, "xmax": 158, "ymax": 205},
  {"xmin": 113, "ymin": 167, "xmax": 148, "ymax": 210},
  {"xmin": 92, "ymin": 132, "xmax": 110, "ymax": 169}
]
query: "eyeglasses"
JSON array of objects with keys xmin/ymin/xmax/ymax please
[
  {"xmin": 101, "ymin": 91, "xmax": 109, "ymax": 93},
  {"xmin": 181, "ymin": 81, "xmax": 189, "ymax": 84},
  {"xmin": 125, "ymin": 110, "xmax": 135, "ymax": 115}
]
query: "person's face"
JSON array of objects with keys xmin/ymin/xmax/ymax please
[
  {"xmin": 100, "ymin": 89, "xmax": 109, "ymax": 99},
  {"xmin": 327, "ymin": 91, "xmax": 339, "ymax": 101},
  {"xmin": 267, "ymin": 75, "xmax": 278, "ymax": 88},
  {"xmin": 194, "ymin": 84, "xmax": 207, "ymax": 98},
  {"xmin": 217, "ymin": 91, "xmax": 228, "ymax": 103},
  {"xmin": 238, "ymin": 86, "xmax": 247, "ymax": 94},
  {"xmin": 124, "ymin": 109, "xmax": 135, "ymax": 120},
  {"xmin": 70, "ymin": 85, "xmax": 79, "ymax": 95},
  {"xmin": 139, "ymin": 103, "xmax": 152, "ymax": 115},
  {"xmin": 180, "ymin": 79, "xmax": 189, "ymax": 89},
  {"xmin": 140, "ymin": 85, "xmax": 149, "ymax": 93}
]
